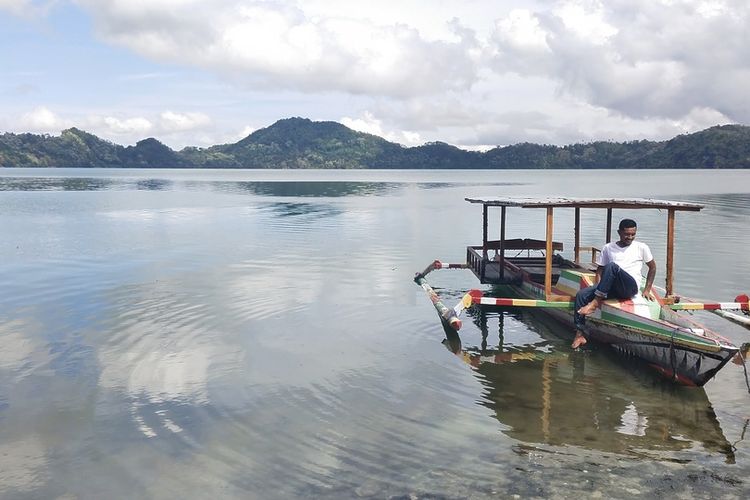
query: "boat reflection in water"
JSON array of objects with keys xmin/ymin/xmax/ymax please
[{"xmin": 442, "ymin": 308, "xmax": 735, "ymax": 463}]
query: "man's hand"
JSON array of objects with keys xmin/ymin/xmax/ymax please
[{"xmin": 644, "ymin": 260, "xmax": 657, "ymax": 301}]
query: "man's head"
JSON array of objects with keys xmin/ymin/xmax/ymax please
[{"xmin": 617, "ymin": 218, "xmax": 637, "ymax": 246}]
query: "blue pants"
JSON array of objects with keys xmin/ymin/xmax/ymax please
[{"xmin": 574, "ymin": 262, "xmax": 638, "ymax": 331}]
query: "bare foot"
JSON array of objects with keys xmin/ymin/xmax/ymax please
[
  {"xmin": 571, "ymin": 331, "xmax": 587, "ymax": 349},
  {"xmin": 578, "ymin": 297, "xmax": 603, "ymax": 316}
]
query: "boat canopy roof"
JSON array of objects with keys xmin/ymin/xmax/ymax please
[
  {"xmin": 466, "ymin": 196, "xmax": 703, "ymax": 297},
  {"xmin": 464, "ymin": 197, "xmax": 703, "ymax": 211}
]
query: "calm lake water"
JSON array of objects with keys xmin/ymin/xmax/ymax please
[{"xmin": 1, "ymin": 168, "xmax": 749, "ymax": 499}]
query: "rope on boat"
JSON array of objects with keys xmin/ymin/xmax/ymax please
[
  {"xmin": 738, "ymin": 343, "xmax": 750, "ymax": 395},
  {"xmin": 669, "ymin": 327, "xmax": 678, "ymax": 382}
]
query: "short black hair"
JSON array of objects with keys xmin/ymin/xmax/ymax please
[{"xmin": 618, "ymin": 218, "xmax": 637, "ymax": 231}]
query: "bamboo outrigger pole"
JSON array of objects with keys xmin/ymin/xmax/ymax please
[
  {"xmin": 469, "ymin": 291, "xmax": 750, "ymax": 312},
  {"xmin": 414, "ymin": 260, "xmax": 469, "ymax": 331},
  {"xmin": 414, "ymin": 274, "xmax": 463, "ymax": 330}
]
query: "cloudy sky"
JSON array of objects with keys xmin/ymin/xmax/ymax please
[{"xmin": 0, "ymin": 0, "xmax": 747, "ymax": 149}]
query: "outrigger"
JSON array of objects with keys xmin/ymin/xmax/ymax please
[{"xmin": 415, "ymin": 197, "xmax": 748, "ymax": 386}]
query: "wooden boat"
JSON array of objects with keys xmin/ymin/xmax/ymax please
[{"xmin": 416, "ymin": 197, "xmax": 745, "ymax": 386}]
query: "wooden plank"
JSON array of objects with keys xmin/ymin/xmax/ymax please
[
  {"xmin": 465, "ymin": 197, "xmax": 704, "ymax": 211},
  {"xmin": 547, "ymin": 293, "xmax": 574, "ymax": 302},
  {"xmin": 509, "ymin": 266, "xmax": 562, "ymax": 276},
  {"xmin": 483, "ymin": 238, "xmax": 563, "ymax": 251},
  {"xmin": 666, "ymin": 208, "xmax": 675, "ymax": 296}
]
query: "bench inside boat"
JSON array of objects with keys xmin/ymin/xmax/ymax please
[{"xmin": 467, "ymin": 238, "xmax": 585, "ymax": 285}]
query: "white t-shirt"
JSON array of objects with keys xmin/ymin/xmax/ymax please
[{"xmin": 596, "ymin": 240, "xmax": 653, "ymax": 285}]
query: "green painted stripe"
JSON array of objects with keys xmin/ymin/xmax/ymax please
[
  {"xmin": 599, "ymin": 311, "xmax": 719, "ymax": 351},
  {"xmin": 526, "ymin": 300, "xmax": 572, "ymax": 308}
]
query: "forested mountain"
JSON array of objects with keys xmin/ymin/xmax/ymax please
[{"xmin": 1, "ymin": 117, "xmax": 749, "ymax": 169}]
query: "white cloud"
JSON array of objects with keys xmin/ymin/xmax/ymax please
[
  {"xmin": 695, "ymin": 0, "xmax": 730, "ymax": 18},
  {"xmin": 158, "ymin": 111, "xmax": 211, "ymax": 132},
  {"xmin": 494, "ymin": 9, "xmax": 550, "ymax": 52},
  {"xmin": 554, "ymin": 0, "xmax": 617, "ymax": 45},
  {"xmin": 0, "ymin": 0, "xmax": 55, "ymax": 17},
  {"xmin": 668, "ymin": 106, "xmax": 732, "ymax": 133},
  {"xmin": 67, "ymin": 0, "xmax": 748, "ymax": 141},
  {"xmin": 234, "ymin": 125, "xmax": 257, "ymax": 141},
  {"xmin": 5, "ymin": 1, "xmax": 749, "ymax": 147},
  {"xmin": 75, "ymin": 0, "xmax": 481, "ymax": 97},
  {"xmin": 341, "ymin": 111, "xmax": 421, "ymax": 146},
  {"xmin": 100, "ymin": 115, "xmax": 154, "ymax": 135},
  {"xmin": 19, "ymin": 106, "xmax": 70, "ymax": 131},
  {"xmin": 488, "ymin": 0, "xmax": 750, "ymax": 122},
  {"xmin": 10, "ymin": 107, "xmax": 222, "ymax": 147},
  {"xmin": 0, "ymin": 0, "xmax": 25, "ymax": 13}
]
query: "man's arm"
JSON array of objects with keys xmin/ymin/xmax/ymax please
[
  {"xmin": 643, "ymin": 259, "xmax": 657, "ymax": 299},
  {"xmin": 594, "ymin": 245, "xmax": 609, "ymax": 284}
]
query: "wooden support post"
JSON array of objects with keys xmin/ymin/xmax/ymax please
[
  {"xmin": 482, "ymin": 204, "xmax": 488, "ymax": 260},
  {"xmin": 573, "ymin": 207, "xmax": 581, "ymax": 262},
  {"xmin": 499, "ymin": 206, "xmax": 506, "ymax": 278},
  {"xmin": 545, "ymin": 207, "xmax": 553, "ymax": 300},
  {"xmin": 481, "ymin": 204, "xmax": 489, "ymax": 282},
  {"xmin": 666, "ymin": 208, "xmax": 675, "ymax": 297},
  {"xmin": 606, "ymin": 208, "xmax": 613, "ymax": 243}
]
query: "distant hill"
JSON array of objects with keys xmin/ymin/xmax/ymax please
[
  {"xmin": 1, "ymin": 118, "xmax": 749, "ymax": 169},
  {"xmin": 205, "ymin": 117, "xmax": 405, "ymax": 168}
]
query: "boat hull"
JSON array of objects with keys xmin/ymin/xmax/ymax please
[{"xmin": 503, "ymin": 276, "xmax": 738, "ymax": 387}]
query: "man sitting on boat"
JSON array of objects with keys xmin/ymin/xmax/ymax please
[{"xmin": 572, "ymin": 219, "xmax": 657, "ymax": 348}]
